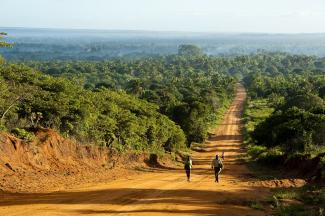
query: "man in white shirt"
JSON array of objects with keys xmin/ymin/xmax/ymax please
[{"xmin": 211, "ymin": 154, "xmax": 223, "ymax": 182}]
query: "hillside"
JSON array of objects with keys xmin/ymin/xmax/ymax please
[{"xmin": 0, "ymin": 128, "xmax": 178, "ymax": 193}]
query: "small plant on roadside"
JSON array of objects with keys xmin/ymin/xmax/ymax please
[
  {"xmin": 247, "ymin": 145, "xmax": 267, "ymax": 159},
  {"xmin": 273, "ymin": 184, "xmax": 325, "ymax": 216},
  {"xmin": 274, "ymin": 189, "xmax": 299, "ymax": 200},
  {"xmin": 275, "ymin": 204, "xmax": 314, "ymax": 216},
  {"xmin": 255, "ymin": 147, "xmax": 284, "ymax": 166},
  {"xmin": 0, "ymin": 124, "xmax": 6, "ymax": 131},
  {"xmin": 247, "ymin": 200, "xmax": 264, "ymax": 210},
  {"xmin": 11, "ymin": 128, "xmax": 34, "ymax": 142}
]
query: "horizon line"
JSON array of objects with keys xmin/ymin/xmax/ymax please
[{"xmin": 1, "ymin": 26, "xmax": 325, "ymax": 35}]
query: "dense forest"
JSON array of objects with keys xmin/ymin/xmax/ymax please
[
  {"xmin": 26, "ymin": 53, "xmax": 236, "ymax": 144},
  {"xmin": 0, "ymin": 63, "xmax": 189, "ymax": 152},
  {"xmin": 26, "ymin": 52, "xmax": 325, "ymax": 157},
  {"xmin": 242, "ymin": 54, "xmax": 325, "ymax": 167},
  {"xmin": 1, "ymin": 30, "xmax": 325, "ymax": 160},
  {"xmin": 0, "ymin": 40, "xmax": 236, "ymax": 153}
]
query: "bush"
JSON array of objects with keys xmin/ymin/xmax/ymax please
[
  {"xmin": 11, "ymin": 128, "xmax": 34, "ymax": 142},
  {"xmin": 178, "ymin": 44, "xmax": 203, "ymax": 56},
  {"xmin": 255, "ymin": 148, "xmax": 285, "ymax": 166},
  {"xmin": 276, "ymin": 204, "xmax": 315, "ymax": 216},
  {"xmin": 247, "ymin": 145, "xmax": 267, "ymax": 159},
  {"xmin": 273, "ymin": 185, "xmax": 325, "ymax": 216},
  {"xmin": 247, "ymin": 200, "xmax": 263, "ymax": 210},
  {"xmin": 253, "ymin": 107, "xmax": 325, "ymax": 154},
  {"xmin": 0, "ymin": 124, "xmax": 6, "ymax": 131}
]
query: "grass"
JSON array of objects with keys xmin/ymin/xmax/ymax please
[
  {"xmin": 308, "ymin": 146, "xmax": 325, "ymax": 158},
  {"xmin": 243, "ymin": 98, "xmax": 274, "ymax": 135},
  {"xmin": 275, "ymin": 204, "xmax": 317, "ymax": 216},
  {"xmin": 272, "ymin": 184, "xmax": 325, "ymax": 216},
  {"xmin": 243, "ymin": 97, "xmax": 325, "ymax": 216},
  {"xmin": 245, "ymin": 160, "xmax": 286, "ymax": 180},
  {"xmin": 242, "ymin": 98, "xmax": 287, "ymax": 168},
  {"xmin": 247, "ymin": 200, "xmax": 264, "ymax": 210},
  {"xmin": 208, "ymin": 96, "xmax": 233, "ymax": 133},
  {"xmin": 237, "ymin": 98, "xmax": 284, "ymax": 180},
  {"xmin": 274, "ymin": 190, "xmax": 299, "ymax": 200},
  {"xmin": 242, "ymin": 98, "xmax": 274, "ymax": 157}
]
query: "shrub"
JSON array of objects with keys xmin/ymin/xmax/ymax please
[
  {"xmin": 247, "ymin": 145, "xmax": 267, "ymax": 159},
  {"xmin": 247, "ymin": 200, "xmax": 263, "ymax": 210},
  {"xmin": 253, "ymin": 107, "xmax": 325, "ymax": 154},
  {"xmin": 256, "ymin": 148, "xmax": 285, "ymax": 166},
  {"xmin": 0, "ymin": 124, "xmax": 6, "ymax": 131},
  {"xmin": 275, "ymin": 204, "xmax": 314, "ymax": 216},
  {"xmin": 11, "ymin": 128, "xmax": 34, "ymax": 142}
]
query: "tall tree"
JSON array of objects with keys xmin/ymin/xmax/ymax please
[
  {"xmin": 0, "ymin": 32, "xmax": 12, "ymax": 48},
  {"xmin": 178, "ymin": 44, "xmax": 203, "ymax": 56}
]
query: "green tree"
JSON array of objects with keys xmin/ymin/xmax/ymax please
[
  {"xmin": 178, "ymin": 44, "xmax": 204, "ymax": 56},
  {"xmin": 0, "ymin": 32, "xmax": 12, "ymax": 48}
]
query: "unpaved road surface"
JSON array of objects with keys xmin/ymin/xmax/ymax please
[{"xmin": 0, "ymin": 86, "xmax": 272, "ymax": 216}]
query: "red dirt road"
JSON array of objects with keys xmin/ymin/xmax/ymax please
[{"xmin": 0, "ymin": 85, "xmax": 273, "ymax": 216}]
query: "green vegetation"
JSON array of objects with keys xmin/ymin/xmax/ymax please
[
  {"xmin": 243, "ymin": 98, "xmax": 286, "ymax": 167},
  {"xmin": 247, "ymin": 200, "xmax": 264, "ymax": 210},
  {"xmin": 0, "ymin": 38, "xmax": 236, "ymax": 153},
  {"xmin": 243, "ymin": 99, "xmax": 274, "ymax": 145},
  {"xmin": 0, "ymin": 32, "xmax": 12, "ymax": 48},
  {"xmin": 26, "ymin": 54, "xmax": 236, "ymax": 145},
  {"xmin": 2, "ymin": 34, "xmax": 325, "ymax": 160},
  {"xmin": 2, "ymin": 32, "xmax": 325, "ymax": 213},
  {"xmin": 243, "ymin": 58, "xmax": 325, "ymax": 163},
  {"xmin": 178, "ymin": 44, "xmax": 203, "ymax": 56},
  {"xmin": 0, "ymin": 62, "xmax": 186, "ymax": 152},
  {"xmin": 241, "ymin": 53, "xmax": 325, "ymax": 216},
  {"xmin": 272, "ymin": 185, "xmax": 325, "ymax": 216},
  {"xmin": 275, "ymin": 204, "xmax": 317, "ymax": 216},
  {"xmin": 11, "ymin": 128, "xmax": 34, "ymax": 142}
]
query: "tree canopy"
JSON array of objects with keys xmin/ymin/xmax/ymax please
[{"xmin": 178, "ymin": 44, "xmax": 204, "ymax": 56}]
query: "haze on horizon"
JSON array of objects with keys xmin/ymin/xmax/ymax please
[{"xmin": 1, "ymin": 0, "xmax": 325, "ymax": 34}]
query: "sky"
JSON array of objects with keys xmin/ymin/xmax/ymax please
[{"xmin": 1, "ymin": 0, "xmax": 325, "ymax": 33}]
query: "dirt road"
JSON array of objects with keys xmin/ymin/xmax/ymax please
[{"xmin": 0, "ymin": 85, "xmax": 272, "ymax": 216}]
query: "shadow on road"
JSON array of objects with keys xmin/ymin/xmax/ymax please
[{"xmin": 0, "ymin": 187, "xmax": 267, "ymax": 215}]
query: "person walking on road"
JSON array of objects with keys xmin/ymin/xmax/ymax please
[
  {"xmin": 211, "ymin": 154, "xmax": 223, "ymax": 182},
  {"xmin": 184, "ymin": 156, "xmax": 192, "ymax": 182}
]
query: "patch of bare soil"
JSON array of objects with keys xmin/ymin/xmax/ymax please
[
  {"xmin": 250, "ymin": 179, "xmax": 306, "ymax": 188},
  {"xmin": 0, "ymin": 129, "xmax": 174, "ymax": 193}
]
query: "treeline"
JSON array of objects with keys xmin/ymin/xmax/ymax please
[
  {"xmin": 0, "ymin": 63, "xmax": 187, "ymax": 152},
  {"xmin": 242, "ymin": 54, "xmax": 325, "ymax": 163},
  {"xmin": 3, "ymin": 28, "xmax": 325, "ymax": 60}
]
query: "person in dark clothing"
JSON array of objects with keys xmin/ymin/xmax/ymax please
[
  {"xmin": 184, "ymin": 156, "xmax": 192, "ymax": 182},
  {"xmin": 211, "ymin": 154, "xmax": 223, "ymax": 182}
]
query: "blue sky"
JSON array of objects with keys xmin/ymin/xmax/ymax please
[{"xmin": 1, "ymin": 0, "xmax": 325, "ymax": 33}]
